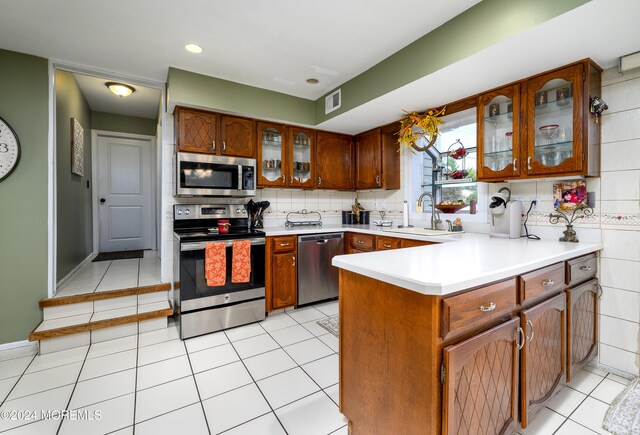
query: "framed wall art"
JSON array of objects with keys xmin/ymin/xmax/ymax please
[
  {"xmin": 553, "ymin": 180, "xmax": 587, "ymax": 210},
  {"xmin": 71, "ymin": 117, "xmax": 84, "ymax": 176}
]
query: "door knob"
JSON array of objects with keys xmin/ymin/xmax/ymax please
[{"xmin": 100, "ymin": 198, "xmax": 106, "ymax": 203}]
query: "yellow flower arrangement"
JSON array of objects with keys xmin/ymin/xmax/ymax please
[{"xmin": 397, "ymin": 106, "xmax": 446, "ymax": 153}]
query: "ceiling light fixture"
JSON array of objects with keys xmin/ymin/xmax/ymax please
[
  {"xmin": 306, "ymin": 78, "xmax": 319, "ymax": 84},
  {"xmin": 185, "ymin": 44, "xmax": 203, "ymax": 54},
  {"xmin": 105, "ymin": 82, "xmax": 135, "ymax": 97}
]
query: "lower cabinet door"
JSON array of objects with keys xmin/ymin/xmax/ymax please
[
  {"xmin": 566, "ymin": 279, "xmax": 599, "ymax": 382},
  {"xmin": 271, "ymin": 252, "xmax": 296, "ymax": 309},
  {"xmin": 442, "ymin": 317, "xmax": 521, "ymax": 435},
  {"xmin": 520, "ymin": 292, "xmax": 566, "ymax": 428}
]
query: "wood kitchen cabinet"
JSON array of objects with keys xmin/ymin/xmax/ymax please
[
  {"xmin": 175, "ymin": 107, "xmax": 255, "ymax": 157},
  {"xmin": 265, "ymin": 236, "xmax": 297, "ymax": 311},
  {"xmin": 442, "ymin": 318, "xmax": 520, "ymax": 435},
  {"xmin": 316, "ymin": 131, "xmax": 355, "ymax": 190},
  {"xmin": 520, "ymin": 292, "xmax": 566, "ymax": 428},
  {"xmin": 355, "ymin": 124, "xmax": 400, "ymax": 190},
  {"xmin": 477, "ymin": 59, "xmax": 602, "ymax": 181},
  {"xmin": 344, "ymin": 232, "xmax": 434, "ymax": 254}
]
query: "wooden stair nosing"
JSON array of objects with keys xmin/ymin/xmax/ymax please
[
  {"xmin": 40, "ymin": 282, "xmax": 171, "ymax": 308},
  {"xmin": 29, "ymin": 303, "xmax": 174, "ymax": 341}
]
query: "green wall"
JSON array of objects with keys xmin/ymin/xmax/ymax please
[
  {"xmin": 92, "ymin": 111, "xmax": 157, "ymax": 136},
  {"xmin": 314, "ymin": 0, "xmax": 591, "ymax": 122},
  {"xmin": 55, "ymin": 70, "xmax": 93, "ymax": 279},
  {"xmin": 167, "ymin": 68, "xmax": 316, "ymax": 125},
  {"xmin": 0, "ymin": 49, "xmax": 49, "ymax": 344}
]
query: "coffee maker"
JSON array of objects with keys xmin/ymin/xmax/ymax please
[{"xmin": 489, "ymin": 187, "xmax": 523, "ymax": 239}]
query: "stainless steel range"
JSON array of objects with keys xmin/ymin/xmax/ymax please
[{"xmin": 173, "ymin": 204, "xmax": 266, "ymax": 339}]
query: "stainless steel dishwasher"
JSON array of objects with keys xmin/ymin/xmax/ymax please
[{"xmin": 297, "ymin": 233, "xmax": 344, "ymax": 306}]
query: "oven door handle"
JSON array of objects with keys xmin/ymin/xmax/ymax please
[{"xmin": 181, "ymin": 238, "xmax": 266, "ymax": 251}]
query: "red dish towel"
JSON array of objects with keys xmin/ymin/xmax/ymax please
[
  {"xmin": 232, "ymin": 240, "xmax": 252, "ymax": 283},
  {"xmin": 205, "ymin": 242, "xmax": 226, "ymax": 287}
]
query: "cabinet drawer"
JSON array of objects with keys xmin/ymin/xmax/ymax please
[
  {"xmin": 376, "ymin": 236, "xmax": 402, "ymax": 250},
  {"xmin": 272, "ymin": 236, "xmax": 296, "ymax": 253},
  {"xmin": 441, "ymin": 278, "xmax": 517, "ymax": 342},
  {"xmin": 566, "ymin": 254, "xmax": 597, "ymax": 287},
  {"xmin": 350, "ymin": 234, "xmax": 375, "ymax": 251},
  {"xmin": 400, "ymin": 238, "xmax": 432, "ymax": 248},
  {"xmin": 519, "ymin": 262, "xmax": 564, "ymax": 306}
]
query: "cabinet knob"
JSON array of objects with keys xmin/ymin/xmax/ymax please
[
  {"xmin": 525, "ymin": 320, "xmax": 535, "ymax": 342},
  {"xmin": 479, "ymin": 302, "xmax": 496, "ymax": 312}
]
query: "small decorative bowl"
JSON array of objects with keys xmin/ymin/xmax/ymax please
[{"xmin": 434, "ymin": 204, "xmax": 467, "ymax": 214}]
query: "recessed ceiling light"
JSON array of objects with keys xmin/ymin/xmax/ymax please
[
  {"xmin": 185, "ymin": 44, "xmax": 203, "ymax": 54},
  {"xmin": 105, "ymin": 82, "xmax": 135, "ymax": 97},
  {"xmin": 306, "ymin": 78, "xmax": 319, "ymax": 84}
]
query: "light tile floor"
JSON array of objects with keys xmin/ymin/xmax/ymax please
[
  {"xmin": 55, "ymin": 251, "xmax": 161, "ymax": 297},
  {"xmin": 0, "ymin": 301, "xmax": 632, "ymax": 435}
]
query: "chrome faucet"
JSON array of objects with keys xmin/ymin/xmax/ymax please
[{"xmin": 417, "ymin": 192, "xmax": 438, "ymax": 230}]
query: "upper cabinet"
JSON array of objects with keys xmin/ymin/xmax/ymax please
[
  {"xmin": 477, "ymin": 84, "xmax": 521, "ymax": 180},
  {"xmin": 257, "ymin": 123, "xmax": 316, "ymax": 189},
  {"xmin": 355, "ymin": 124, "xmax": 400, "ymax": 190},
  {"xmin": 477, "ymin": 60, "xmax": 601, "ymax": 182},
  {"xmin": 175, "ymin": 107, "xmax": 218, "ymax": 154},
  {"xmin": 316, "ymin": 131, "xmax": 355, "ymax": 190},
  {"xmin": 175, "ymin": 107, "xmax": 255, "ymax": 158}
]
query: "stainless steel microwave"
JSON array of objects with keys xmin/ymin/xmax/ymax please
[{"xmin": 175, "ymin": 152, "xmax": 256, "ymax": 197}]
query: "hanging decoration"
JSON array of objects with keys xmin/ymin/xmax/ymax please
[{"xmin": 397, "ymin": 106, "xmax": 446, "ymax": 153}]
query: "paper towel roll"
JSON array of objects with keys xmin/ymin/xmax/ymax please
[{"xmin": 402, "ymin": 201, "xmax": 409, "ymax": 227}]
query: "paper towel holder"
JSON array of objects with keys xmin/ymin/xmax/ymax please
[{"xmin": 398, "ymin": 200, "xmax": 414, "ymax": 228}]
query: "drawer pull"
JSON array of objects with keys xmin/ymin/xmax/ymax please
[
  {"xmin": 542, "ymin": 279, "xmax": 555, "ymax": 287},
  {"xmin": 357, "ymin": 240, "xmax": 364, "ymax": 245},
  {"xmin": 580, "ymin": 265, "xmax": 592, "ymax": 271},
  {"xmin": 383, "ymin": 243, "xmax": 392, "ymax": 248},
  {"xmin": 516, "ymin": 327, "xmax": 525, "ymax": 350},
  {"xmin": 280, "ymin": 243, "xmax": 290, "ymax": 247},
  {"xmin": 479, "ymin": 302, "xmax": 496, "ymax": 312},
  {"xmin": 526, "ymin": 320, "xmax": 535, "ymax": 342}
]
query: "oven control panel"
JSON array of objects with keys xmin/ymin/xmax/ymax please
[{"xmin": 174, "ymin": 204, "xmax": 248, "ymax": 220}]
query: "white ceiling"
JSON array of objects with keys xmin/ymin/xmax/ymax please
[
  {"xmin": 319, "ymin": 0, "xmax": 640, "ymax": 134},
  {"xmin": 0, "ymin": 0, "xmax": 480, "ymax": 100},
  {"xmin": 73, "ymin": 73, "xmax": 161, "ymax": 119}
]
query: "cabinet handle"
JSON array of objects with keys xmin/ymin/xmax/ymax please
[
  {"xmin": 580, "ymin": 265, "xmax": 592, "ymax": 271},
  {"xmin": 280, "ymin": 243, "xmax": 290, "ymax": 247},
  {"xmin": 318, "ymin": 176, "xmax": 322, "ymax": 186},
  {"xmin": 292, "ymin": 256, "xmax": 296, "ymax": 267},
  {"xmin": 479, "ymin": 302, "xmax": 496, "ymax": 312},
  {"xmin": 542, "ymin": 279, "xmax": 555, "ymax": 287},
  {"xmin": 282, "ymin": 174, "xmax": 285, "ymax": 182},
  {"xmin": 516, "ymin": 327, "xmax": 525, "ymax": 350},
  {"xmin": 383, "ymin": 243, "xmax": 392, "ymax": 248},
  {"xmin": 527, "ymin": 156, "xmax": 532, "ymax": 171},
  {"xmin": 513, "ymin": 159, "xmax": 517, "ymax": 172},
  {"xmin": 526, "ymin": 320, "xmax": 535, "ymax": 342},
  {"xmin": 212, "ymin": 140, "xmax": 216, "ymax": 151},
  {"xmin": 376, "ymin": 175, "xmax": 381, "ymax": 186},
  {"xmin": 222, "ymin": 141, "xmax": 226, "ymax": 151},
  {"xmin": 290, "ymin": 175, "xmax": 293, "ymax": 184},
  {"xmin": 595, "ymin": 283, "xmax": 603, "ymax": 299},
  {"xmin": 357, "ymin": 240, "xmax": 364, "ymax": 245}
]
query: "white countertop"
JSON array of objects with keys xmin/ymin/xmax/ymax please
[{"xmin": 330, "ymin": 233, "xmax": 602, "ymax": 296}]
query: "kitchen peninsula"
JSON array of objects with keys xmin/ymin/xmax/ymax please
[{"xmin": 332, "ymin": 235, "xmax": 602, "ymax": 434}]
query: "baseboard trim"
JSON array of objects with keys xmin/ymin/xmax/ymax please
[
  {"xmin": 0, "ymin": 340, "xmax": 38, "ymax": 352},
  {"xmin": 55, "ymin": 253, "xmax": 97, "ymax": 292},
  {"xmin": 588, "ymin": 360, "xmax": 637, "ymax": 380}
]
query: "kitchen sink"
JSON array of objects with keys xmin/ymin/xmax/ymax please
[{"xmin": 382, "ymin": 228, "xmax": 462, "ymax": 236}]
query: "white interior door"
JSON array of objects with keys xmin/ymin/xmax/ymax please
[{"xmin": 97, "ymin": 135, "xmax": 153, "ymax": 252}]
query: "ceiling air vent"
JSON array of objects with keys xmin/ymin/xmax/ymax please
[{"xmin": 325, "ymin": 89, "xmax": 342, "ymax": 114}]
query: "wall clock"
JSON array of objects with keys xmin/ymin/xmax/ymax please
[{"xmin": 0, "ymin": 116, "xmax": 21, "ymax": 182}]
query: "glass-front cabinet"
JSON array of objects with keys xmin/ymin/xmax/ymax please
[
  {"xmin": 525, "ymin": 64, "xmax": 583, "ymax": 176},
  {"xmin": 257, "ymin": 122, "xmax": 286, "ymax": 187},
  {"xmin": 287, "ymin": 127, "xmax": 315, "ymax": 188},
  {"xmin": 477, "ymin": 85, "xmax": 521, "ymax": 180}
]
